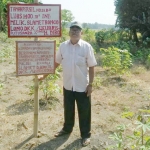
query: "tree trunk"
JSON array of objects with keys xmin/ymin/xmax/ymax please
[
  {"xmin": 129, "ymin": 30, "xmax": 132, "ymax": 40},
  {"xmin": 132, "ymin": 29, "xmax": 139, "ymax": 44}
]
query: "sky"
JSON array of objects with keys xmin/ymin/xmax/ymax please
[{"xmin": 41, "ymin": 0, "xmax": 117, "ymax": 25}]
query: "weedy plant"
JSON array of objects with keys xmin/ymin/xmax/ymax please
[
  {"xmin": 100, "ymin": 46, "xmax": 132, "ymax": 75},
  {"xmin": 0, "ymin": 32, "xmax": 8, "ymax": 42},
  {"xmin": 28, "ymin": 69, "xmax": 61, "ymax": 100},
  {"xmin": 0, "ymin": 47, "xmax": 14, "ymax": 63},
  {"xmin": 0, "ymin": 82, "xmax": 3, "ymax": 96},
  {"xmin": 108, "ymin": 110, "xmax": 150, "ymax": 150},
  {"xmin": 93, "ymin": 76, "xmax": 102, "ymax": 89},
  {"xmin": 39, "ymin": 70, "xmax": 61, "ymax": 100},
  {"xmin": 146, "ymin": 54, "xmax": 150, "ymax": 69},
  {"xmin": 134, "ymin": 48, "xmax": 150, "ymax": 64}
]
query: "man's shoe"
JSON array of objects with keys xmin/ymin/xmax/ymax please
[
  {"xmin": 54, "ymin": 129, "xmax": 70, "ymax": 137},
  {"xmin": 81, "ymin": 138, "xmax": 90, "ymax": 147}
]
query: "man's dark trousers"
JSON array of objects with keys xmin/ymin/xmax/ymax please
[{"xmin": 62, "ymin": 88, "xmax": 91, "ymax": 138}]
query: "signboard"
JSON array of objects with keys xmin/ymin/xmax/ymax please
[
  {"xmin": 8, "ymin": 4, "xmax": 61, "ymax": 37},
  {"xmin": 16, "ymin": 41, "xmax": 55, "ymax": 76}
]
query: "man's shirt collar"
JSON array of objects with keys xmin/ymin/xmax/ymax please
[{"xmin": 68, "ymin": 39, "xmax": 82, "ymax": 46}]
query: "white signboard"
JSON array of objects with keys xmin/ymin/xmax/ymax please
[
  {"xmin": 8, "ymin": 4, "xmax": 61, "ymax": 37},
  {"xmin": 16, "ymin": 41, "xmax": 55, "ymax": 76}
]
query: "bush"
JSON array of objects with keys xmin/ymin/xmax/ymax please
[
  {"xmin": 100, "ymin": 46, "xmax": 132, "ymax": 75},
  {"xmin": 146, "ymin": 54, "xmax": 150, "ymax": 69}
]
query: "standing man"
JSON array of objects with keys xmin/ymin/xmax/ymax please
[{"xmin": 39, "ymin": 21, "xmax": 97, "ymax": 147}]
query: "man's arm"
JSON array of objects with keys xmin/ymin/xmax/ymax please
[
  {"xmin": 55, "ymin": 62, "xmax": 60, "ymax": 69},
  {"xmin": 38, "ymin": 62, "xmax": 60, "ymax": 81},
  {"xmin": 86, "ymin": 66, "xmax": 94, "ymax": 96},
  {"xmin": 89, "ymin": 67, "xmax": 94, "ymax": 86}
]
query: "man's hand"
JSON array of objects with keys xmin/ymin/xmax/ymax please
[
  {"xmin": 85, "ymin": 85, "xmax": 92, "ymax": 97},
  {"xmin": 37, "ymin": 63, "xmax": 60, "ymax": 81},
  {"xmin": 38, "ymin": 74, "xmax": 48, "ymax": 81}
]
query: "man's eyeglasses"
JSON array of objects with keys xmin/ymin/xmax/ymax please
[{"xmin": 70, "ymin": 29, "xmax": 81, "ymax": 33}]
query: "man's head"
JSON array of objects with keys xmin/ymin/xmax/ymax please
[
  {"xmin": 70, "ymin": 21, "xmax": 82, "ymax": 29},
  {"xmin": 69, "ymin": 21, "xmax": 82, "ymax": 43}
]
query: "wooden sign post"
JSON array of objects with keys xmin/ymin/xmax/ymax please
[
  {"xmin": 7, "ymin": 0, "xmax": 61, "ymax": 137},
  {"xmin": 34, "ymin": 0, "xmax": 39, "ymax": 138},
  {"xmin": 16, "ymin": 40, "xmax": 56, "ymax": 137},
  {"xmin": 34, "ymin": 75, "xmax": 38, "ymax": 137}
]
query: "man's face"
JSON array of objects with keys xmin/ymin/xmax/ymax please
[{"xmin": 69, "ymin": 27, "xmax": 82, "ymax": 40}]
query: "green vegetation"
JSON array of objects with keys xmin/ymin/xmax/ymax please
[
  {"xmin": 28, "ymin": 70, "xmax": 61, "ymax": 100},
  {"xmin": 0, "ymin": 0, "xmax": 36, "ymax": 32},
  {"xmin": 0, "ymin": 82, "xmax": 3, "ymax": 96},
  {"xmin": 100, "ymin": 47, "xmax": 132, "ymax": 75},
  {"xmin": 115, "ymin": 0, "xmax": 150, "ymax": 43},
  {"xmin": 108, "ymin": 111, "xmax": 150, "ymax": 150}
]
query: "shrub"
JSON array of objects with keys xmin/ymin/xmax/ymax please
[
  {"xmin": 100, "ymin": 46, "xmax": 132, "ymax": 75},
  {"xmin": 146, "ymin": 54, "xmax": 150, "ymax": 69},
  {"xmin": 28, "ymin": 69, "xmax": 61, "ymax": 100}
]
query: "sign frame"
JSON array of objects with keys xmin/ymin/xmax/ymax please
[
  {"xmin": 16, "ymin": 41, "xmax": 56, "ymax": 76},
  {"xmin": 7, "ymin": 4, "xmax": 61, "ymax": 37}
]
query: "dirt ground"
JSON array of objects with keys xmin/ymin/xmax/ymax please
[{"xmin": 1, "ymin": 41, "xmax": 150, "ymax": 150}]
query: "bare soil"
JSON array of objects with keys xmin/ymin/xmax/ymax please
[{"xmin": 0, "ymin": 40, "xmax": 150, "ymax": 150}]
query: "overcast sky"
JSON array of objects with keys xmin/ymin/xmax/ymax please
[{"xmin": 41, "ymin": 0, "xmax": 117, "ymax": 25}]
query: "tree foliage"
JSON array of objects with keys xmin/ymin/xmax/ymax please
[
  {"xmin": 60, "ymin": 9, "xmax": 74, "ymax": 42},
  {"xmin": 0, "ymin": 1, "xmax": 74, "ymax": 32},
  {"xmin": 61, "ymin": 9, "xmax": 74, "ymax": 29},
  {"xmin": 115, "ymin": 0, "xmax": 150, "ymax": 42},
  {"xmin": 115, "ymin": 0, "xmax": 150, "ymax": 29},
  {"xmin": 82, "ymin": 22, "xmax": 114, "ymax": 29},
  {"xmin": 0, "ymin": 0, "xmax": 36, "ymax": 31}
]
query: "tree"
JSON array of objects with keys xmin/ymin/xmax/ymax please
[
  {"xmin": 0, "ymin": 0, "xmax": 40, "ymax": 32},
  {"xmin": 0, "ymin": 0, "xmax": 8, "ymax": 31},
  {"xmin": 60, "ymin": 9, "xmax": 74, "ymax": 42},
  {"xmin": 115, "ymin": 0, "xmax": 150, "ymax": 43},
  {"xmin": 61, "ymin": 9, "xmax": 74, "ymax": 29}
]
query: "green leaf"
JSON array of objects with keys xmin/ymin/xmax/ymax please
[{"xmin": 135, "ymin": 121, "xmax": 150, "ymax": 133}]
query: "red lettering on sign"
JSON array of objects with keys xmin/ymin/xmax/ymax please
[{"xmin": 17, "ymin": 41, "xmax": 55, "ymax": 75}]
